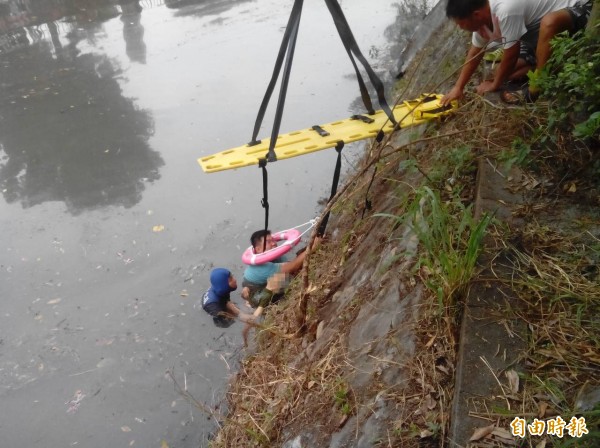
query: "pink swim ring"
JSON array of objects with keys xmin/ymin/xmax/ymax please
[{"xmin": 241, "ymin": 229, "xmax": 302, "ymax": 265}]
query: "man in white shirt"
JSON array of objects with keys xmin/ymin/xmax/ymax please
[{"xmin": 441, "ymin": 0, "xmax": 592, "ymax": 105}]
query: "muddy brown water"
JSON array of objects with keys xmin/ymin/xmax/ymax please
[{"xmin": 0, "ymin": 0, "xmax": 425, "ymax": 445}]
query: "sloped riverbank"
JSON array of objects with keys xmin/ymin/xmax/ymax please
[{"xmin": 208, "ymin": 3, "xmax": 600, "ymax": 447}]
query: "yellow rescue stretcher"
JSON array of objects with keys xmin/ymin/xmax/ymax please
[{"xmin": 198, "ymin": 94, "xmax": 456, "ymax": 173}]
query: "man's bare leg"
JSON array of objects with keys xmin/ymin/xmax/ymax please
[
  {"xmin": 507, "ymin": 59, "xmax": 534, "ymax": 82},
  {"xmin": 527, "ymin": 10, "xmax": 575, "ymax": 95},
  {"xmin": 536, "ymin": 10, "xmax": 575, "ymax": 70}
]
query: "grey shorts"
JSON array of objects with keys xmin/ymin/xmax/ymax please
[{"xmin": 519, "ymin": 0, "xmax": 592, "ymax": 66}]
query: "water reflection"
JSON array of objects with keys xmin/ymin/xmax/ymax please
[
  {"xmin": 385, "ymin": 1, "xmax": 433, "ymax": 77},
  {"xmin": 0, "ymin": 0, "xmax": 162, "ymax": 214},
  {"xmin": 0, "ymin": 1, "xmax": 120, "ymax": 50},
  {"xmin": 165, "ymin": 0, "xmax": 252, "ymax": 19},
  {"xmin": 119, "ymin": 0, "xmax": 146, "ymax": 63},
  {"xmin": 343, "ymin": 0, "xmax": 433, "ymax": 117}
]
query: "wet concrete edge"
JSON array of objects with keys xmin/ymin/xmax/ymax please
[
  {"xmin": 449, "ymin": 159, "xmax": 528, "ymax": 447},
  {"xmin": 397, "ymin": 5, "xmax": 532, "ymax": 442}
]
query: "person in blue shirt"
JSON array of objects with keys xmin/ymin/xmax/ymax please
[
  {"xmin": 202, "ymin": 268, "xmax": 244, "ymax": 328},
  {"xmin": 242, "ymin": 230, "xmax": 309, "ymax": 310},
  {"xmin": 240, "ymin": 230, "xmax": 320, "ymax": 344}
]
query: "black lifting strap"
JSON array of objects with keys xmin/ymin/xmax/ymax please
[
  {"xmin": 318, "ymin": 141, "xmax": 344, "ymax": 236},
  {"xmin": 361, "ymin": 131, "xmax": 385, "ymax": 218},
  {"xmin": 250, "ymin": 0, "xmax": 302, "ymax": 244},
  {"xmin": 259, "ymin": 158, "xmax": 269, "ymax": 252},
  {"xmin": 361, "ymin": 164, "xmax": 376, "ymax": 219},
  {"xmin": 249, "ymin": 0, "xmax": 304, "ymax": 163},
  {"xmin": 324, "ymin": 0, "xmax": 397, "ymax": 126}
]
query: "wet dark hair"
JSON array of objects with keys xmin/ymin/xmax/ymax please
[
  {"xmin": 250, "ymin": 229, "xmax": 271, "ymax": 248},
  {"xmin": 446, "ymin": 0, "xmax": 488, "ymax": 19}
]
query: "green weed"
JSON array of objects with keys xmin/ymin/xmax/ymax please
[
  {"xmin": 427, "ymin": 144, "xmax": 475, "ymax": 186},
  {"xmin": 498, "ymin": 137, "xmax": 532, "ymax": 171},
  {"xmin": 532, "ymin": 29, "xmax": 600, "ymax": 138},
  {"xmin": 376, "ymin": 186, "xmax": 491, "ymax": 310},
  {"xmin": 333, "ymin": 378, "xmax": 352, "ymax": 415}
]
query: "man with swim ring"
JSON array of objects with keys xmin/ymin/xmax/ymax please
[
  {"xmin": 241, "ymin": 229, "xmax": 319, "ymax": 344},
  {"xmin": 241, "ymin": 230, "xmax": 308, "ymax": 306}
]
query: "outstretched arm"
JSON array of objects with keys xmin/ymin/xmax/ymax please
[
  {"xmin": 226, "ymin": 301, "xmax": 254, "ymax": 327},
  {"xmin": 476, "ymin": 42, "xmax": 520, "ymax": 94},
  {"xmin": 280, "ymin": 250, "xmax": 307, "ymax": 274},
  {"xmin": 280, "ymin": 237, "xmax": 322, "ymax": 275},
  {"xmin": 225, "ymin": 301, "xmax": 241, "ymax": 316},
  {"xmin": 441, "ymin": 45, "xmax": 485, "ymax": 105}
]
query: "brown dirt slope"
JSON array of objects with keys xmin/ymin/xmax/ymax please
[{"xmin": 208, "ymin": 6, "xmax": 600, "ymax": 448}]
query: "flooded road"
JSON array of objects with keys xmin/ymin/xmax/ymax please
[{"xmin": 0, "ymin": 0, "xmax": 422, "ymax": 446}]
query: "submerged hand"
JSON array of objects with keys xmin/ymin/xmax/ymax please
[
  {"xmin": 242, "ymin": 323, "xmax": 250, "ymax": 348},
  {"xmin": 241, "ymin": 314, "xmax": 259, "ymax": 347}
]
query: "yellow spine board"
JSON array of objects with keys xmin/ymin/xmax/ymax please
[{"xmin": 199, "ymin": 94, "xmax": 455, "ymax": 173}]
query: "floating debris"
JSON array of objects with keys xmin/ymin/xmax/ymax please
[
  {"xmin": 117, "ymin": 252, "xmax": 134, "ymax": 264},
  {"xmin": 66, "ymin": 390, "xmax": 86, "ymax": 414}
]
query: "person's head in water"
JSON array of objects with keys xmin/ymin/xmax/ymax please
[
  {"xmin": 210, "ymin": 268, "xmax": 237, "ymax": 294},
  {"xmin": 250, "ymin": 229, "xmax": 277, "ymax": 254},
  {"xmin": 207, "ymin": 268, "xmax": 238, "ymax": 328}
]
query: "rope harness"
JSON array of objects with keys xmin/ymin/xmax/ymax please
[{"xmin": 252, "ymin": 0, "xmax": 397, "ymax": 237}]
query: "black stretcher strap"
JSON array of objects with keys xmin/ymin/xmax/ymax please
[
  {"xmin": 311, "ymin": 125, "xmax": 330, "ymax": 137},
  {"xmin": 250, "ymin": 0, "xmax": 303, "ymax": 239},
  {"xmin": 249, "ymin": 0, "xmax": 304, "ymax": 155},
  {"xmin": 361, "ymin": 164, "xmax": 376, "ymax": 219},
  {"xmin": 259, "ymin": 158, "xmax": 269, "ymax": 252},
  {"xmin": 350, "ymin": 114, "xmax": 375, "ymax": 124},
  {"xmin": 248, "ymin": 0, "xmax": 397, "ymax": 233},
  {"xmin": 324, "ymin": 0, "xmax": 397, "ymax": 126},
  {"xmin": 251, "ymin": 0, "xmax": 396, "ymax": 151},
  {"xmin": 318, "ymin": 141, "xmax": 344, "ymax": 236},
  {"xmin": 418, "ymin": 104, "xmax": 454, "ymax": 116},
  {"xmin": 264, "ymin": 2, "xmax": 302, "ymax": 162}
]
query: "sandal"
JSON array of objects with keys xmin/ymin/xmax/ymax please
[{"xmin": 500, "ymin": 87, "xmax": 539, "ymax": 105}]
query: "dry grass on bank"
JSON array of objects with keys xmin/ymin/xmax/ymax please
[
  {"xmin": 468, "ymin": 222, "xmax": 600, "ymax": 447},
  {"xmin": 181, "ymin": 95, "xmax": 599, "ymax": 447},
  {"xmin": 205, "ymin": 98, "xmax": 530, "ymax": 447},
  {"xmin": 209, "ymin": 246, "xmax": 355, "ymax": 447},
  {"xmin": 443, "ymin": 99, "xmax": 600, "ymax": 447}
]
